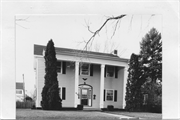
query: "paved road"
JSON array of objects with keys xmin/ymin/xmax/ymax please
[{"xmin": 17, "ymin": 109, "xmax": 121, "ymax": 120}]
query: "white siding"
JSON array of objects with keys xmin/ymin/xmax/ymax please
[
  {"xmin": 104, "ymin": 67, "xmax": 124, "ymax": 108},
  {"xmin": 79, "ymin": 64, "xmax": 100, "ymax": 108},
  {"xmin": 36, "ymin": 58, "xmax": 45, "ymax": 107},
  {"xmin": 57, "ymin": 61, "xmax": 75, "ymax": 107},
  {"xmin": 35, "ymin": 56, "xmax": 127, "ymax": 109}
]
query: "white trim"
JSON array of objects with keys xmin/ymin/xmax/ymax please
[
  {"xmin": 59, "ymin": 86, "xmax": 62, "ymax": 99},
  {"xmin": 34, "ymin": 55, "xmax": 44, "ymax": 58},
  {"xmin": 56, "ymin": 54, "xmax": 128, "ymax": 67},
  {"xmin": 36, "ymin": 58, "xmax": 39, "ymax": 107},
  {"xmin": 100, "ymin": 64, "xmax": 105, "ymax": 108},
  {"xmin": 122, "ymin": 67, "xmax": 128, "ymax": 109},
  {"xmin": 74, "ymin": 61, "xmax": 79, "ymax": 107}
]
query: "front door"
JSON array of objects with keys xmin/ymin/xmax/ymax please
[{"xmin": 79, "ymin": 85, "xmax": 92, "ymax": 106}]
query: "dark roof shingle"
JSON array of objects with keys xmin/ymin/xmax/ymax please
[{"xmin": 34, "ymin": 44, "xmax": 129, "ymax": 62}]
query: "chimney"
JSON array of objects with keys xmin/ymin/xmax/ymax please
[{"xmin": 114, "ymin": 50, "xmax": 118, "ymax": 55}]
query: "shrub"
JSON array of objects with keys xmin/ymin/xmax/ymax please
[
  {"xmin": 107, "ymin": 105, "xmax": 114, "ymax": 111},
  {"xmin": 16, "ymin": 101, "xmax": 35, "ymax": 109},
  {"xmin": 77, "ymin": 104, "xmax": 83, "ymax": 110}
]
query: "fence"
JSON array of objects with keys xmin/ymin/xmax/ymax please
[{"xmin": 16, "ymin": 101, "xmax": 35, "ymax": 109}]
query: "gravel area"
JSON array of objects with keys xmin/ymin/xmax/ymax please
[{"xmin": 16, "ymin": 109, "xmax": 120, "ymax": 120}]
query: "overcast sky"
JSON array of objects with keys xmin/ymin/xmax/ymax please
[{"xmin": 15, "ymin": 14, "xmax": 162, "ymax": 96}]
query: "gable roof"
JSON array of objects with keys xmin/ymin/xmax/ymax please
[
  {"xmin": 16, "ymin": 82, "xmax": 24, "ymax": 89},
  {"xmin": 34, "ymin": 44, "xmax": 129, "ymax": 62}
]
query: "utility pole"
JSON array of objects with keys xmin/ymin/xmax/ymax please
[{"xmin": 23, "ymin": 74, "xmax": 26, "ymax": 102}]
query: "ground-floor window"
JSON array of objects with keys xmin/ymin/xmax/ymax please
[
  {"xmin": 59, "ymin": 87, "xmax": 66, "ymax": 100},
  {"xmin": 106, "ymin": 89, "xmax": 114, "ymax": 101},
  {"xmin": 16, "ymin": 89, "xmax": 23, "ymax": 95},
  {"xmin": 105, "ymin": 89, "xmax": 117, "ymax": 102}
]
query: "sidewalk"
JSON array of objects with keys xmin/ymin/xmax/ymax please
[{"xmin": 100, "ymin": 112, "xmax": 141, "ymax": 120}]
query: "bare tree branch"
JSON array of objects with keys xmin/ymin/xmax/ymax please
[
  {"xmin": 128, "ymin": 15, "xmax": 134, "ymax": 32},
  {"xmin": 111, "ymin": 19, "xmax": 120, "ymax": 39},
  {"xmin": 16, "ymin": 16, "xmax": 30, "ymax": 22},
  {"xmin": 16, "ymin": 23, "xmax": 28, "ymax": 29},
  {"xmin": 83, "ymin": 14, "xmax": 126, "ymax": 51}
]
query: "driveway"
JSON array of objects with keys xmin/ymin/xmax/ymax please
[{"xmin": 17, "ymin": 109, "xmax": 121, "ymax": 120}]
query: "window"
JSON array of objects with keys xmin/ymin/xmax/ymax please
[
  {"xmin": 106, "ymin": 90, "xmax": 114, "ymax": 101},
  {"xmin": 59, "ymin": 88, "xmax": 61, "ymax": 98},
  {"xmin": 16, "ymin": 89, "xmax": 23, "ymax": 94},
  {"xmin": 57, "ymin": 61, "xmax": 62, "ymax": 73},
  {"xmin": 80, "ymin": 63, "xmax": 90, "ymax": 75},
  {"xmin": 106, "ymin": 66, "xmax": 114, "ymax": 77},
  {"xmin": 59, "ymin": 87, "xmax": 66, "ymax": 100},
  {"xmin": 143, "ymin": 94, "xmax": 148, "ymax": 105}
]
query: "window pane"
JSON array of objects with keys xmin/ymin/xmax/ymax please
[
  {"xmin": 107, "ymin": 96, "xmax": 113, "ymax": 100},
  {"xmin": 106, "ymin": 90, "xmax": 113, "ymax": 101},
  {"xmin": 107, "ymin": 66, "xmax": 114, "ymax": 77},
  {"xmin": 82, "ymin": 64, "xmax": 89, "ymax": 70},
  {"xmin": 16, "ymin": 90, "xmax": 22, "ymax": 94},
  {"xmin": 57, "ymin": 61, "xmax": 61, "ymax": 73},
  {"xmin": 81, "ymin": 63, "xmax": 89, "ymax": 75}
]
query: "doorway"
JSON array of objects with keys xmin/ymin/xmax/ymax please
[{"xmin": 79, "ymin": 84, "xmax": 92, "ymax": 106}]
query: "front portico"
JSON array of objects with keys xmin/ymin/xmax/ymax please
[{"xmin": 72, "ymin": 60, "xmax": 128, "ymax": 109}]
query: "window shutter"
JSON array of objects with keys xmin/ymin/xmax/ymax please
[
  {"xmin": 115, "ymin": 66, "xmax": 118, "ymax": 78},
  {"xmin": 114, "ymin": 90, "xmax": 117, "ymax": 102},
  {"xmin": 104, "ymin": 66, "xmax": 106, "ymax": 77},
  {"xmin": 104, "ymin": 89, "xmax": 106, "ymax": 101},
  {"xmin": 90, "ymin": 64, "xmax": 93, "ymax": 76},
  {"xmin": 62, "ymin": 61, "xmax": 66, "ymax": 74},
  {"xmin": 62, "ymin": 87, "xmax": 66, "ymax": 100}
]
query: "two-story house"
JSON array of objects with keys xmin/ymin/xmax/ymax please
[{"xmin": 34, "ymin": 44, "xmax": 129, "ymax": 109}]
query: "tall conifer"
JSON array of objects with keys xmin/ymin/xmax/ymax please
[{"xmin": 41, "ymin": 39, "xmax": 62, "ymax": 110}]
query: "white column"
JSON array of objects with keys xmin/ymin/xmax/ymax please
[
  {"xmin": 74, "ymin": 61, "xmax": 79, "ymax": 107},
  {"xmin": 100, "ymin": 64, "xmax": 105, "ymax": 108},
  {"xmin": 122, "ymin": 67, "xmax": 128, "ymax": 109}
]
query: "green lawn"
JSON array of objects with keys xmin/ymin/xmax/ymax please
[{"xmin": 104, "ymin": 111, "xmax": 162, "ymax": 120}]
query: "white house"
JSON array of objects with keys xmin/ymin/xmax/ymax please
[
  {"xmin": 34, "ymin": 44, "xmax": 129, "ymax": 109},
  {"xmin": 16, "ymin": 82, "xmax": 24, "ymax": 102}
]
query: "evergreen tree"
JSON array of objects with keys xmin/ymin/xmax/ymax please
[
  {"xmin": 140, "ymin": 28, "xmax": 162, "ymax": 112},
  {"xmin": 41, "ymin": 39, "xmax": 62, "ymax": 110},
  {"xmin": 140, "ymin": 28, "xmax": 162, "ymax": 83},
  {"xmin": 125, "ymin": 53, "xmax": 144, "ymax": 111}
]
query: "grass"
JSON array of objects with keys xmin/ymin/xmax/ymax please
[
  {"xmin": 16, "ymin": 109, "xmax": 120, "ymax": 120},
  {"xmin": 16, "ymin": 109, "xmax": 162, "ymax": 120},
  {"xmin": 104, "ymin": 111, "xmax": 162, "ymax": 120}
]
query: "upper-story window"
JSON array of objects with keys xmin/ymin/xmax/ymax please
[
  {"xmin": 57, "ymin": 61, "xmax": 62, "ymax": 73},
  {"xmin": 81, "ymin": 63, "xmax": 90, "ymax": 76},
  {"xmin": 106, "ymin": 66, "xmax": 114, "ymax": 77}
]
